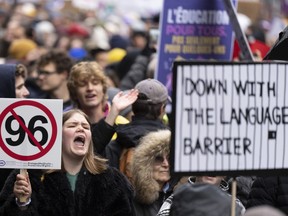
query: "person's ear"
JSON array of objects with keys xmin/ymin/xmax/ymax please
[{"xmin": 161, "ymin": 103, "xmax": 166, "ymax": 113}]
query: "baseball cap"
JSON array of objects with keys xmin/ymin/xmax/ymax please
[{"xmin": 135, "ymin": 78, "xmax": 171, "ymax": 104}]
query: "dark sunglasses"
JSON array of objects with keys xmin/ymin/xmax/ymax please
[{"xmin": 155, "ymin": 155, "xmax": 169, "ymax": 164}]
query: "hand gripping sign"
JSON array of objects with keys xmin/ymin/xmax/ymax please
[{"xmin": 0, "ymin": 99, "xmax": 63, "ymax": 169}]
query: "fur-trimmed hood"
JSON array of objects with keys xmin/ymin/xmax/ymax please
[{"xmin": 131, "ymin": 129, "xmax": 171, "ymax": 204}]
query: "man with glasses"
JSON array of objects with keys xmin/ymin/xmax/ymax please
[{"xmin": 36, "ymin": 49, "xmax": 74, "ymax": 110}]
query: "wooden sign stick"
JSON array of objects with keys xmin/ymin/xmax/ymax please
[{"xmin": 19, "ymin": 168, "xmax": 28, "ymax": 202}]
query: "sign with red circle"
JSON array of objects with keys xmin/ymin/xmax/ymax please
[{"xmin": 0, "ymin": 99, "xmax": 62, "ymax": 169}]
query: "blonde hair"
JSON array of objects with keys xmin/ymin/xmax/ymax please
[{"xmin": 67, "ymin": 61, "xmax": 108, "ymax": 109}]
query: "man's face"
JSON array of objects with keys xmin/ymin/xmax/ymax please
[
  {"xmin": 75, "ymin": 76, "xmax": 105, "ymax": 110},
  {"xmin": 37, "ymin": 62, "xmax": 67, "ymax": 92},
  {"xmin": 15, "ymin": 76, "xmax": 29, "ymax": 98}
]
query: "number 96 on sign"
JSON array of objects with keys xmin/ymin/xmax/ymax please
[{"xmin": 1, "ymin": 111, "xmax": 53, "ymax": 156}]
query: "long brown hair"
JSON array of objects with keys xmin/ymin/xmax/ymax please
[{"xmin": 47, "ymin": 109, "xmax": 107, "ymax": 175}]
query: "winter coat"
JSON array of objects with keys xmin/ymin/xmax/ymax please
[
  {"xmin": 131, "ymin": 130, "xmax": 178, "ymax": 216},
  {"xmin": 228, "ymin": 176, "xmax": 256, "ymax": 207},
  {"xmin": 246, "ymin": 176, "xmax": 288, "ymax": 214},
  {"xmin": 0, "ymin": 64, "xmax": 17, "ymax": 191},
  {"xmin": 157, "ymin": 177, "xmax": 245, "ymax": 216},
  {"xmin": 91, "ymin": 118, "xmax": 116, "ymax": 156},
  {"xmin": 0, "ymin": 167, "xmax": 135, "ymax": 216},
  {"xmin": 105, "ymin": 116, "xmax": 168, "ymax": 168}
]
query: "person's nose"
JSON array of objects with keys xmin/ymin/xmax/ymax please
[
  {"xmin": 76, "ymin": 125, "xmax": 85, "ymax": 132},
  {"xmin": 162, "ymin": 157, "xmax": 169, "ymax": 167},
  {"xmin": 86, "ymin": 82, "xmax": 93, "ymax": 90},
  {"xmin": 23, "ymin": 86, "xmax": 30, "ymax": 97}
]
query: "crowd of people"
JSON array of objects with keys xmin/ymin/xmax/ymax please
[{"xmin": 1, "ymin": 1, "xmax": 288, "ymax": 216}]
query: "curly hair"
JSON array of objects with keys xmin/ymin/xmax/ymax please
[
  {"xmin": 67, "ymin": 61, "xmax": 108, "ymax": 108},
  {"xmin": 15, "ymin": 63, "xmax": 27, "ymax": 78},
  {"xmin": 36, "ymin": 49, "xmax": 74, "ymax": 74}
]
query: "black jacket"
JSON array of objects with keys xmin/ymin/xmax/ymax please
[
  {"xmin": 0, "ymin": 64, "xmax": 17, "ymax": 191},
  {"xmin": 246, "ymin": 176, "xmax": 288, "ymax": 214},
  {"xmin": 0, "ymin": 167, "xmax": 135, "ymax": 216},
  {"xmin": 91, "ymin": 118, "xmax": 116, "ymax": 156},
  {"xmin": 105, "ymin": 116, "xmax": 168, "ymax": 168}
]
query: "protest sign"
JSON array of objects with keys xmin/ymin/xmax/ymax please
[
  {"xmin": 156, "ymin": 0, "xmax": 237, "ymax": 100},
  {"xmin": 0, "ymin": 99, "xmax": 62, "ymax": 169},
  {"xmin": 171, "ymin": 61, "xmax": 288, "ymax": 176}
]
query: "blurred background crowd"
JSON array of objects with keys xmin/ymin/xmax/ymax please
[
  {"xmin": 0, "ymin": 0, "xmax": 286, "ymax": 120},
  {"xmin": 0, "ymin": 0, "xmax": 164, "ymax": 92},
  {"xmin": 0, "ymin": 0, "xmax": 287, "ymax": 92}
]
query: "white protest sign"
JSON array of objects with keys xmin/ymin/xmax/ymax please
[
  {"xmin": 0, "ymin": 99, "xmax": 62, "ymax": 169},
  {"xmin": 172, "ymin": 61, "xmax": 288, "ymax": 176}
]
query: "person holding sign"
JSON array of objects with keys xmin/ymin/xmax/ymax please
[{"xmin": 0, "ymin": 109, "xmax": 135, "ymax": 215}]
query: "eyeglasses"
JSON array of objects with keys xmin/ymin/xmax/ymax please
[
  {"xmin": 154, "ymin": 155, "xmax": 169, "ymax": 164},
  {"xmin": 38, "ymin": 70, "xmax": 58, "ymax": 76}
]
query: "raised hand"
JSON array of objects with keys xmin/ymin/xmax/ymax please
[
  {"xmin": 111, "ymin": 89, "xmax": 139, "ymax": 112},
  {"xmin": 105, "ymin": 89, "xmax": 138, "ymax": 126}
]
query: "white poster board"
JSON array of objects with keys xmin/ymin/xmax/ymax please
[
  {"xmin": 0, "ymin": 99, "xmax": 62, "ymax": 169},
  {"xmin": 172, "ymin": 61, "xmax": 288, "ymax": 176}
]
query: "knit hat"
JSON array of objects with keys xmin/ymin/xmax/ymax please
[
  {"xmin": 65, "ymin": 23, "xmax": 90, "ymax": 38},
  {"xmin": 68, "ymin": 48, "xmax": 87, "ymax": 60},
  {"xmin": 107, "ymin": 48, "xmax": 127, "ymax": 64},
  {"xmin": 8, "ymin": 39, "xmax": 37, "ymax": 60},
  {"xmin": 135, "ymin": 78, "xmax": 171, "ymax": 104}
]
